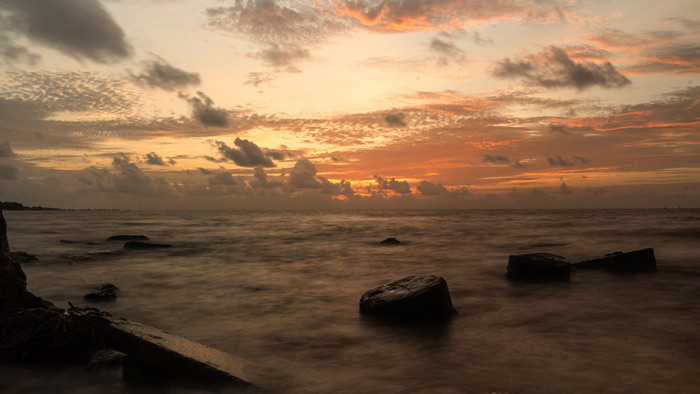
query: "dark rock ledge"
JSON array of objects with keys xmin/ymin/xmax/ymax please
[{"xmin": 0, "ymin": 210, "xmax": 265, "ymax": 389}]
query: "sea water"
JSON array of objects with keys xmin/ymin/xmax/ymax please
[{"xmin": 2, "ymin": 209, "xmax": 699, "ymax": 393}]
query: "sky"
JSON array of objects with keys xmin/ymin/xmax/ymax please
[{"xmin": 0, "ymin": 0, "xmax": 698, "ymax": 209}]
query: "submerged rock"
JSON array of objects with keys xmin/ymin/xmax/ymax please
[
  {"xmin": 123, "ymin": 241, "xmax": 172, "ymax": 250},
  {"xmin": 10, "ymin": 251, "xmax": 38, "ymax": 264},
  {"xmin": 575, "ymin": 248, "xmax": 657, "ymax": 273},
  {"xmin": 359, "ymin": 275, "xmax": 456, "ymax": 320},
  {"xmin": 84, "ymin": 284, "xmax": 120, "ymax": 302},
  {"xmin": 379, "ymin": 237, "xmax": 401, "ymax": 245},
  {"xmin": 85, "ymin": 348, "xmax": 127, "ymax": 369},
  {"xmin": 107, "ymin": 235, "xmax": 149, "ymax": 241},
  {"xmin": 507, "ymin": 253, "xmax": 571, "ymax": 281}
]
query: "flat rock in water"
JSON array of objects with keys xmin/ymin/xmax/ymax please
[
  {"xmin": 575, "ymin": 248, "xmax": 656, "ymax": 273},
  {"xmin": 359, "ymin": 275, "xmax": 456, "ymax": 320},
  {"xmin": 507, "ymin": 253, "xmax": 571, "ymax": 281},
  {"xmin": 107, "ymin": 235, "xmax": 149, "ymax": 241},
  {"xmin": 123, "ymin": 241, "xmax": 172, "ymax": 250},
  {"xmin": 84, "ymin": 283, "xmax": 119, "ymax": 302},
  {"xmin": 10, "ymin": 251, "xmax": 38, "ymax": 264},
  {"xmin": 103, "ymin": 315, "xmax": 264, "ymax": 387},
  {"xmin": 379, "ymin": 237, "xmax": 401, "ymax": 245}
]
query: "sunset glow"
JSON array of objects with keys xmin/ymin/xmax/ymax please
[{"xmin": 0, "ymin": 0, "xmax": 698, "ymax": 209}]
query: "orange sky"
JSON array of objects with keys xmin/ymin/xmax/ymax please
[{"xmin": 0, "ymin": 0, "xmax": 698, "ymax": 209}]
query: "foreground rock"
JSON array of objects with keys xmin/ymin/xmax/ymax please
[
  {"xmin": 84, "ymin": 284, "xmax": 120, "ymax": 302},
  {"xmin": 107, "ymin": 235, "xmax": 149, "ymax": 241},
  {"xmin": 379, "ymin": 237, "xmax": 401, "ymax": 245},
  {"xmin": 575, "ymin": 248, "xmax": 657, "ymax": 273},
  {"xmin": 1, "ymin": 210, "xmax": 265, "ymax": 389},
  {"xmin": 123, "ymin": 241, "xmax": 172, "ymax": 250},
  {"xmin": 359, "ymin": 275, "xmax": 456, "ymax": 321},
  {"xmin": 507, "ymin": 253, "xmax": 571, "ymax": 281},
  {"xmin": 104, "ymin": 315, "xmax": 263, "ymax": 386}
]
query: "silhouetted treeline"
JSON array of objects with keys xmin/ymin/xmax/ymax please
[{"xmin": 0, "ymin": 201, "xmax": 60, "ymax": 211}]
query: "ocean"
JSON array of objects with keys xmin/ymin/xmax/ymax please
[{"xmin": 2, "ymin": 209, "xmax": 699, "ymax": 393}]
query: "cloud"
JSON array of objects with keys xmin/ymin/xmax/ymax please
[
  {"xmin": 513, "ymin": 160, "xmax": 528, "ymax": 168},
  {"xmin": 385, "ymin": 112, "xmax": 407, "ymax": 127},
  {"xmin": 375, "ymin": 175, "xmax": 411, "ymax": 194},
  {"xmin": 0, "ymin": 142, "xmax": 14, "ymax": 157},
  {"xmin": 573, "ymin": 155, "xmax": 591, "ymax": 164},
  {"xmin": 547, "ymin": 155, "xmax": 575, "ymax": 166},
  {"xmin": 493, "ymin": 46, "xmax": 631, "ymax": 90},
  {"xmin": 208, "ymin": 171, "xmax": 237, "ymax": 186},
  {"xmin": 197, "ymin": 167, "xmax": 215, "ymax": 175},
  {"xmin": 83, "ymin": 154, "xmax": 170, "ymax": 196},
  {"xmin": 179, "ymin": 92, "xmax": 228, "ymax": 127},
  {"xmin": 429, "ymin": 37, "xmax": 465, "ymax": 64},
  {"xmin": 0, "ymin": 0, "xmax": 131, "ymax": 64},
  {"xmin": 251, "ymin": 166, "xmax": 282, "ymax": 189},
  {"xmin": 417, "ymin": 180, "xmax": 447, "ymax": 196},
  {"xmin": 245, "ymin": 72, "xmax": 276, "ymax": 87},
  {"xmin": 214, "ymin": 138, "xmax": 276, "ymax": 168},
  {"xmin": 290, "ymin": 158, "xmax": 321, "ymax": 188},
  {"xmin": 548, "ymin": 123, "xmax": 569, "ymax": 135},
  {"xmin": 0, "ymin": 164, "xmax": 19, "ymax": 180},
  {"xmin": 560, "ymin": 182, "xmax": 572, "ymax": 194},
  {"xmin": 251, "ymin": 43, "xmax": 310, "ymax": 67},
  {"xmin": 130, "ymin": 59, "xmax": 201, "ymax": 91},
  {"xmin": 143, "ymin": 152, "xmax": 167, "ymax": 166},
  {"xmin": 483, "ymin": 154, "xmax": 511, "ymax": 164}
]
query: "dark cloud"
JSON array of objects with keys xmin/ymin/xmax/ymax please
[
  {"xmin": 264, "ymin": 146, "xmax": 300, "ymax": 161},
  {"xmin": 0, "ymin": 142, "xmax": 14, "ymax": 157},
  {"xmin": 374, "ymin": 175, "xmax": 411, "ymax": 194},
  {"xmin": 513, "ymin": 160, "xmax": 528, "ymax": 168},
  {"xmin": 0, "ymin": 164, "xmax": 19, "ymax": 180},
  {"xmin": 0, "ymin": 31, "xmax": 41, "ymax": 65},
  {"xmin": 208, "ymin": 171, "xmax": 237, "ymax": 186},
  {"xmin": 560, "ymin": 182, "xmax": 572, "ymax": 194},
  {"xmin": 493, "ymin": 46, "xmax": 631, "ymax": 90},
  {"xmin": 573, "ymin": 155, "xmax": 591, "ymax": 164},
  {"xmin": 245, "ymin": 72, "xmax": 276, "ymax": 87},
  {"xmin": 251, "ymin": 166, "xmax": 282, "ymax": 189},
  {"xmin": 483, "ymin": 154, "xmax": 511, "ymax": 164},
  {"xmin": 290, "ymin": 158, "xmax": 321, "ymax": 188},
  {"xmin": 197, "ymin": 167, "xmax": 215, "ymax": 175},
  {"xmin": 130, "ymin": 59, "xmax": 201, "ymax": 91},
  {"xmin": 0, "ymin": 0, "xmax": 131, "ymax": 64},
  {"xmin": 547, "ymin": 155, "xmax": 575, "ymax": 166},
  {"xmin": 417, "ymin": 180, "xmax": 447, "ymax": 196},
  {"xmin": 548, "ymin": 123, "xmax": 569, "ymax": 135},
  {"xmin": 252, "ymin": 43, "xmax": 310, "ymax": 68},
  {"xmin": 143, "ymin": 152, "xmax": 167, "ymax": 166},
  {"xmin": 84, "ymin": 154, "xmax": 170, "ymax": 196},
  {"xmin": 625, "ymin": 44, "xmax": 700, "ymax": 75},
  {"xmin": 180, "ymin": 92, "xmax": 228, "ymax": 127},
  {"xmin": 429, "ymin": 37, "xmax": 465, "ymax": 65},
  {"xmin": 214, "ymin": 138, "xmax": 276, "ymax": 168},
  {"xmin": 385, "ymin": 112, "xmax": 407, "ymax": 127}
]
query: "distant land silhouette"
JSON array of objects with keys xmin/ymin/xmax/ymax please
[{"xmin": 0, "ymin": 201, "xmax": 60, "ymax": 211}]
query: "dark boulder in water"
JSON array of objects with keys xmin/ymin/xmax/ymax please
[
  {"xmin": 84, "ymin": 284, "xmax": 119, "ymax": 302},
  {"xmin": 507, "ymin": 253, "xmax": 571, "ymax": 281},
  {"xmin": 123, "ymin": 241, "xmax": 172, "ymax": 250},
  {"xmin": 359, "ymin": 275, "xmax": 456, "ymax": 320},
  {"xmin": 107, "ymin": 235, "xmax": 149, "ymax": 241},
  {"xmin": 379, "ymin": 237, "xmax": 401, "ymax": 245},
  {"xmin": 10, "ymin": 251, "xmax": 38, "ymax": 264},
  {"xmin": 575, "ymin": 248, "xmax": 656, "ymax": 273}
]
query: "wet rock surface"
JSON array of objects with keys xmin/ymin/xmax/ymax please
[
  {"xmin": 84, "ymin": 284, "xmax": 120, "ymax": 302},
  {"xmin": 359, "ymin": 275, "xmax": 456, "ymax": 320},
  {"xmin": 123, "ymin": 241, "xmax": 172, "ymax": 249},
  {"xmin": 507, "ymin": 253, "xmax": 571, "ymax": 281},
  {"xmin": 107, "ymin": 235, "xmax": 149, "ymax": 241},
  {"xmin": 575, "ymin": 248, "xmax": 657, "ymax": 273}
]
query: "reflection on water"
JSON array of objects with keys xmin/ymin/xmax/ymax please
[{"xmin": 3, "ymin": 209, "xmax": 700, "ymax": 393}]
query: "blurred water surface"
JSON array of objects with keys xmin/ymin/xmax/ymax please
[{"xmin": 2, "ymin": 209, "xmax": 700, "ymax": 393}]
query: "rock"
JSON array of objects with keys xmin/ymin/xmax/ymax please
[
  {"xmin": 379, "ymin": 237, "xmax": 401, "ymax": 245},
  {"xmin": 103, "ymin": 315, "xmax": 264, "ymax": 387},
  {"xmin": 506, "ymin": 253, "xmax": 571, "ymax": 282},
  {"xmin": 123, "ymin": 241, "xmax": 172, "ymax": 250},
  {"xmin": 60, "ymin": 239, "xmax": 79, "ymax": 244},
  {"xmin": 359, "ymin": 275, "xmax": 456, "ymax": 320},
  {"xmin": 85, "ymin": 348, "xmax": 127, "ymax": 369},
  {"xmin": 575, "ymin": 248, "xmax": 657, "ymax": 273},
  {"xmin": 107, "ymin": 235, "xmax": 149, "ymax": 241},
  {"xmin": 0, "ymin": 210, "xmax": 50, "ymax": 310},
  {"xmin": 84, "ymin": 284, "xmax": 119, "ymax": 302},
  {"xmin": 10, "ymin": 251, "xmax": 38, "ymax": 264}
]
